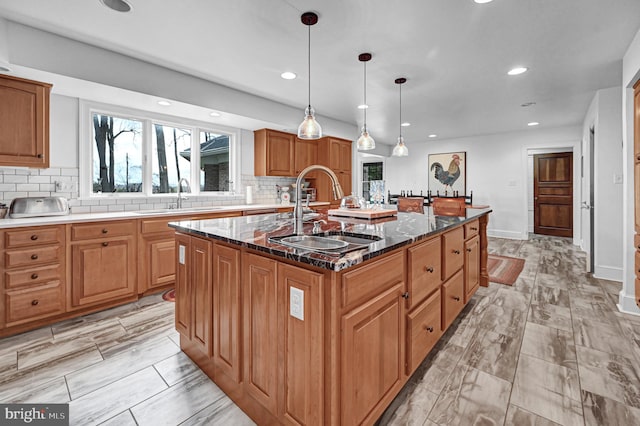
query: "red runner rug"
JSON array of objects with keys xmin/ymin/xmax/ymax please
[{"xmin": 487, "ymin": 255, "xmax": 525, "ymax": 286}]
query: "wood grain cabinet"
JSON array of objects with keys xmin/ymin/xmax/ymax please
[
  {"xmin": 442, "ymin": 226, "xmax": 465, "ymax": 280},
  {"xmin": 406, "ymin": 289, "xmax": 442, "ymax": 375},
  {"xmin": 0, "ymin": 74, "xmax": 52, "ymax": 168},
  {"xmin": 254, "ymin": 129, "xmax": 296, "ymax": 177},
  {"xmin": 2, "ymin": 226, "xmax": 65, "ymax": 327},
  {"xmin": 464, "ymin": 235, "xmax": 480, "ymax": 302},
  {"xmin": 442, "ymin": 269, "xmax": 465, "ymax": 331},
  {"xmin": 407, "ymin": 236, "xmax": 442, "ymax": 309},
  {"xmin": 139, "ymin": 218, "xmax": 177, "ymax": 294},
  {"xmin": 634, "ymin": 80, "xmax": 640, "ymax": 308},
  {"xmin": 294, "ymin": 138, "xmax": 318, "ymax": 174},
  {"xmin": 69, "ymin": 221, "xmax": 136, "ymax": 309}
]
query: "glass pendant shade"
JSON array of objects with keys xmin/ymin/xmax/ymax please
[
  {"xmin": 357, "ymin": 127, "xmax": 375, "ymax": 150},
  {"xmin": 298, "ymin": 106, "xmax": 322, "ymax": 139},
  {"xmin": 392, "ymin": 136, "xmax": 409, "ymax": 157}
]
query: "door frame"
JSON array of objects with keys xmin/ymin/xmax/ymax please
[
  {"xmin": 357, "ymin": 153, "xmax": 386, "ymax": 201},
  {"xmin": 521, "ymin": 142, "xmax": 581, "ymax": 245}
]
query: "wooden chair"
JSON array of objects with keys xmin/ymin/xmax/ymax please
[
  {"xmin": 431, "ymin": 197, "xmax": 466, "ymax": 216},
  {"xmin": 397, "ymin": 197, "xmax": 425, "ymax": 213}
]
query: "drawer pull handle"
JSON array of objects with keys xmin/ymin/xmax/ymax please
[
  {"xmin": 102, "ymin": 242, "xmax": 109, "ymax": 247},
  {"xmin": 425, "ymin": 266, "xmax": 434, "ymax": 273},
  {"xmin": 31, "ymin": 273, "xmax": 39, "ymax": 280},
  {"xmin": 31, "ymin": 254, "xmax": 38, "ymax": 260},
  {"xmin": 425, "ymin": 326, "xmax": 434, "ymax": 333},
  {"xmin": 453, "ymin": 250, "xmax": 460, "ymax": 254},
  {"xmin": 31, "ymin": 299, "xmax": 39, "ymax": 306},
  {"xmin": 470, "ymin": 227, "xmax": 478, "ymax": 231},
  {"xmin": 467, "ymin": 248, "xmax": 472, "ymax": 252},
  {"xmin": 402, "ymin": 292, "xmax": 410, "ymax": 299},
  {"xmin": 453, "ymin": 296, "xmax": 461, "ymax": 301},
  {"xmin": 102, "ymin": 228, "xmax": 108, "ymax": 234},
  {"xmin": 30, "ymin": 235, "xmax": 38, "ymax": 241},
  {"xmin": 37, "ymin": 154, "xmax": 43, "ymax": 159}
]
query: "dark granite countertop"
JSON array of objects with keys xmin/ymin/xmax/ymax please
[{"xmin": 169, "ymin": 207, "xmax": 491, "ymax": 272}]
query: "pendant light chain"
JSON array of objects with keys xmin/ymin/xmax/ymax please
[
  {"xmin": 363, "ymin": 60, "xmax": 367, "ymax": 131},
  {"xmin": 307, "ymin": 23, "xmax": 311, "ymax": 110},
  {"xmin": 399, "ymin": 81, "xmax": 402, "ymax": 139}
]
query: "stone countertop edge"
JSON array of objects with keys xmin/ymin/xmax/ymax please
[
  {"xmin": 0, "ymin": 202, "xmax": 329, "ymax": 229},
  {"xmin": 170, "ymin": 207, "xmax": 492, "ymax": 272}
]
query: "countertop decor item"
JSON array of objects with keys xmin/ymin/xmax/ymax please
[
  {"xmin": 392, "ymin": 77, "xmax": 409, "ymax": 157},
  {"xmin": 297, "ymin": 12, "xmax": 322, "ymax": 139},
  {"xmin": 356, "ymin": 53, "xmax": 375, "ymax": 150}
]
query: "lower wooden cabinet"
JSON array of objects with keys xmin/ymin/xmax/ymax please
[
  {"xmin": 139, "ymin": 235, "xmax": 175, "ymax": 293},
  {"xmin": 5, "ymin": 281, "xmax": 64, "ymax": 327},
  {"xmin": 442, "ymin": 227, "xmax": 464, "ymax": 280},
  {"xmin": 442, "ymin": 269, "xmax": 465, "ymax": 331},
  {"xmin": 175, "ymin": 233, "xmax": 191, "ymax": 337},
  {"xmin": 464, "ymin": 235, "xmax": 480, "ymax": 302},
  {"xmin": 408, "ymin": 237, "xmax": 442, "ymax": 309},
  {"xmin": 406, "ymin": 289, "xmax": 442, "ymax": 375}
]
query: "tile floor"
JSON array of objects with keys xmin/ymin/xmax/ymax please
[{"xmin": 0, "ymin": 235, "xmax": 638, "ymax": 425}]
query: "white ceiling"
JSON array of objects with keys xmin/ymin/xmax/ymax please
[{"xmin": 1, "ymin": 0, "xmax": 639, "ymax": 145}]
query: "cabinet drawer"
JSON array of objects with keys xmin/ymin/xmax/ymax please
[
  {"xmin": 5, "ymin": 245, "xmax": 61, "ymax": 268},
  {"xmin": 140, "ymin": 218, "xmax": 173, "ymax": 234},
  {"xmin": 5, "ymin": 281, "xmax": 64, "ymax": 326},
  {"xmin": 5, "ymin": 263, "xmax": 63, "ymax": 289},
  {"xmin": 71, "ymin": 221, "xmax": 135, "ymax": 241},
  {"xmin": 5, "ymin": 226, "xmax": 62, "ymax": 248},
  {"xmin": 406, "ymin": 289, "xmax": 442, "ymax": 375},
  {"xmin": 408, "ymin": 237, "xmax": 442, "ymax": 308},
  {"xmin": 464, "ymin": 220, "xmax": 479, "ymax": 240},
  {"xmin": 442, "ymin": 269, "xmax": 465, "ymax": 331},
  {"xmin": 341, "ymin": 252, "xmax": 404, "ymax": 310},
  {"xmin": 442, "ymin": 227, "xmax": 464, "ymax": 280}
]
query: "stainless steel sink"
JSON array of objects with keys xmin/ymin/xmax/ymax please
[
  {"xmin": 279, "ymin": 235, "xmax": 348, "ymax": 251},
  {"xmin": 269, "ymin": 232, "xmax": 381, "ymax": 255}
]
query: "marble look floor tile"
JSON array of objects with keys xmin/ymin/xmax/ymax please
[
  {"xmin": 0, "ymin": 326, "xmax": 53, "ymax": 356},
  {"xmin": 131, "ymin": 370, "xmax": 224, "ymax": 426},
  {"xmin": 460, "ymin": 330, "xmax": 521, "ymax": 382},
  {"xmin": 597, "ymin": 278, "xmax": 622, "ymax": 296},
  {"xmin": 17, "ymin": 335, "xmax": 100, "ymax": 370},
  {"xmin": 535, "ymin": 272, "xmax": 572, "ymax": 290},
  {"xmin": 504, "ymin": 404, "xmax": 561, "ymax": 425},
  {"xmin": 66, "ymin": 336, "xmax": 180, "ymax": 399},
  {"xmin": 528, "ymin": 302, "xmax": 573, "ymax": 332},
  {"xmin": 0, "ymin": 351, "xmax": 17, "ymax": 376},
  {"xmin": 6, "ymin": 376, "xmax": 70, "ymax": 404},
  {"xmin": 576, "ymin": 345, "xmax": 640, "ymax": 409},
  {"xmin": 153, "ymin": 351, "xmax": 200, "ymax": 386},
  {"xmin": 492, "ymin": 288, "xmax": 530, "ymax": 312},
  {"xmin": 0, "ymin": 346, "xmax": 103, "ymax": 402},
  {"xmin": 428, "ymin": 365, "xmax": 511, "ymax": 425},
  {"xmin": 97, "ymin": 315, "xmax": 175, "ymax": 359},
  {"xmin": 386, "ymin": 385, "xmax": 439, "ymax": 426},
  {"xmin": 411, "ymin": 342, "xmax": 466, "ymax": 394},
  {"xmin": 520, "ymin": 322, "xmax": 577, "ymax": 370},
  {"xmin": 181, "ymin": 396, "xmax": 256, "ymax": 426},
  {"xmin": 582, "ymin": 389, "xmax": 640, "ymax": 426},
  {"xmin": 532, "ymin": 285, "xmax": 571, "ymax": 308},
  {"xmin": 476, "ymin": 305, "xmax": 526, "ymax": 337},
  {"xmin": 98, "ymin": 410, "xmax": 137, "ymax": 426},
  {"xmin": 507, "ymin": 276, "xmax": 535, "ymax": 295},
  {"xmin": 511, "ymin": 354, "xmax": 583, "ymax": 426},
  {"xmin": 51, "ymin": 318, "xmax": 128, "ymax": 344},
  {"xmin": 573, "ymin": 316, "xmax": 634, "ymax": 357},
  {"xmin": 117, "ymin": 302, "xmax": 175, "ymax": 330},
  {"xmin": 70, "ymin": 367, "xmax": 167, "ymax": 426},
  {"xmin": 474, "ymin": 282, "xmax": 500, "ymax": 297}
]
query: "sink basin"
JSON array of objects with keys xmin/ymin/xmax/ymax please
[
  {"xmin": 279, "ymin": 235, "xmax": 348, "ymax": 251},
  {"xmin": 268, "ymin": 232, "xmax": 381, "ymax": 255},
  {"xmin": 133, "ymin": 207, "xmax": 223, "ymax": 215}
]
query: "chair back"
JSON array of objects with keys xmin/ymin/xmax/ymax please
[
  {"xmin": 432, "ymin": 197, "xmax": 466, "ymax": 216},
  {"xmin": 397, "ymin": 197, "xmax": 425, "ymax": 213}
]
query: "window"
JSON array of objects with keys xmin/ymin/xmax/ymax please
[
  {"xmin": 362, "ymin": 161, "xmax": 383, "ymax": 201},
  {"xmin": 81, "ymin": 102, "xmax": 238, "ymax": 198}
]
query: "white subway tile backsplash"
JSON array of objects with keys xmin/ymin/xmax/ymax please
[
  {"xmin": 40, "ymin": 184, "xmax": 56, "ymax": 192},
  {"xmin": 90, "ymin": 206, "xmax": 109, "ymax": 213},
  {"xmin": 61, "ymin": 168, "xmax": 79, "ymax": 176},
  {"xmin": 4, "ymin": 175, "xmax": 29, "ymax": 184},
  {"xmin": 17, "ymin": 184, "xmax": 40, "ymax": 192},
  {"xmin": 28, "ymin": 192, "xmax": 53, "ymax": 197},
  {"xmin": 39, "ymin": 168, "xmax": 61, "ymax": 176},
  {"xmin": 108, "ymin": 205, "xmax": 125, "ymax": 212},
  {"xmin": 99, "ymin": 199, "xmax": 118, "ymax": 205},
  {"xmin": 28, "ymin": 175, "xmax": 51, "ymax": 184},
  {"xmin": 70, "ymin": 206, "xmax": 91, "ymax": 213},
  {"xmin": 0, "ymin": 184, "xmax": 16, "ymax": 191}
]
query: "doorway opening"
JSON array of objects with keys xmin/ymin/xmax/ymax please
[
  {"xmin": 533, "ymin": 152, "xmax": 574, "ymax": 237},
  {"xmin": 361, "ymin": 160, "xmax": 384, "ymax": 201}
]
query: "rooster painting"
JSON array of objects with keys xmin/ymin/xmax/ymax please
[{"xmin": 429, "ymin": 153, "xmax": 464, "ymax": 193}]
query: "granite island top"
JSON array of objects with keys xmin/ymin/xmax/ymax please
[{"xmin": 170, "ymin": 206, "xmax": 491, "ymax": 272}]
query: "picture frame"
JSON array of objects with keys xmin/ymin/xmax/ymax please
[{"xmin": 428, "ymin": 151, "xmax": 466, "ymax": 195}]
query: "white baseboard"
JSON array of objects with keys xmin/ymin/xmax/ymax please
[
  {"xmin": 487, "ymin": 229, "xmax": 528, "ymax": 240},
  {"xmin": 594, "ymin": 265, "xmax": 623, "ymax": 282},
  {"xmin": 617, "ymin": 290, "xmax": 640, "ymax": 316}
]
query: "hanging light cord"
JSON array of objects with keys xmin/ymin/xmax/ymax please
[
  {"xmin": 307, "ymin": 23, "xmax": 311, "ymax": 111},
  {"xmin": 363, "ymin": 61, "xmax": 367, "ymax": 131},
  {"xmin": 399, "ymin": 82, "xmax": 402, "ymax": 139}
]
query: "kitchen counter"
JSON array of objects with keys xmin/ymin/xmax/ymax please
[{"xmin": 170, "ymin": 206, "xmax": 492, "ymax": 271}]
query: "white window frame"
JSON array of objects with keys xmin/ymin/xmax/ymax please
[{"xmin": 79, "ymin": 100, "xmax": 240, "ymax": 199}]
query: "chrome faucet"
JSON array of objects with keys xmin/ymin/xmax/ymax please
[
  {"xmin": 177, "ymin": 178, "xmax": 191, "ymax": 209},
  {"xmin": 294, "ymin": 165, "xmax": 344, "ymax": 235}
]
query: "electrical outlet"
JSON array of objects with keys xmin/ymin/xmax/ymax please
[
  {"xmin": 613, "ymin": 174, "xmax": 623, "ymax": 184},
  {"xmin": 179, "ymin": 245, "xmax": 186, "ymax": 264},
  {"xmin": 290, "ymin": 287, "xmax": 304, "ymax": 321},
  {"xmin": 55, "ymin": 181, "xmax": 78, "ymax": 192}
]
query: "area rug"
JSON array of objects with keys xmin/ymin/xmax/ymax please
[
  {"xmin": 487, "ymin": 255, "xmax": 525, "ymax": 286},
  {"xmin": 162, "ymin": 289, "xmax": 175, "ymax": 302}
]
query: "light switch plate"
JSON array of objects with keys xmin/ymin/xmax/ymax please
[
  {"xmin": 613, "ymin": 173, "xmax": 623, "ymax": 184},
  {"xmin": 290, "ymin": 287, "xmax": 304, "ymax": 321}
]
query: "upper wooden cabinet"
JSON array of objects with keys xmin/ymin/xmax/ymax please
[
  {"xmin": 295, "ymin": 138, "xmax": 318, "ymax": 174},
  {"xmin": 325, "ymin": 137, "xmax": 352, "ymax": 173},
  {"xmin": 254, "ymin": 129, "xmax": 296, "ymax": 176},
  {"xmin": 0, "ymin": 74, "xmax": 52, "ymax": 168}
]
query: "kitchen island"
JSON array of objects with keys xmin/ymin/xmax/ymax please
[{"xmin": 170, "ymin": 207, "xmax": 490, "ymax": 425}]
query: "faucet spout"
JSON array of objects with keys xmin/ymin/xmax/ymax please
[
  {"xmin": 177, "ymin": 178, "xmax": 191, "ymax": 209},
  {"xmin": 294, "ymin": 165, "xmax": 344, "ymax": 235}
]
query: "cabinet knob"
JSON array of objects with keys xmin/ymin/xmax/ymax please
[
  {"xmin": 637, "ymin": 155, "xmax": 640, "ymax": 161},
  {"xmin": 37, "ymin": 154, "xmax": 43, "ymax": 159},
  {"xmin": 453, "ymin": 249, "xmax": 460, "ymax": 254},
  {"xmin": 470, "ymin": 227, "xmax": 478, "ymax": 231},
  {"xmin": 102, "ymin": 242, "xmax": 109, "ymax": 247},
  {"xmin": 31, "ymin": 299, "xmax": 39, "ymax": 306},
  {"xmin": 425, "ymin": 266, "xmax": 434, "ymax": 273},
  {"xmin": 426, "ymin": 326, "xmax": 434, "ymax": 333},
  {"xmin": 102, "ymin": 228, "xmax": 108, "ymax": 234},
  {"xmin": 30, "ymin": 235, "xmax": 38, "ymax": 241},
  {"xmin": 453, "ymin": 296, "xmax": 461, "ymax": 301},
  {"xmin": 31, "ymin": 273, "xmax": 38, "ymax": 280},
  {"xmin": 466, "ymin": 248, "xmax": 472, "ymax": 252},
  {"xmin": 402, "ymin": 292, "xmax": 410, "ymax": 299},
  {"xmin": 31, "ymin": 254, "xmax": 39, "ymax": 260}
]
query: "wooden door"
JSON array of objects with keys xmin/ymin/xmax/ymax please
[
  {"xmin": 191, "ymin": 237, "xmax": 212, "ymax": 356},
  {"xmin": 464, "ymin": 235, "xmax": 480, "ymax": 302},
  {"xmin": 148, "ymin": 238, "xmax": 176, "ymax": 290},
  {"xmin": 175, "ymin": 233, "xmax": 191, "ymax": 337},
  {"xmin": 534, "ymin": 152, "xmax": 573, "ymax": 237}
]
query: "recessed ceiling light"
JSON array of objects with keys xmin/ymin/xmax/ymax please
[
  {"xmin": 357, "ymin": 104, "xmax": 368, "ymax": 109},
  {"xmin": 521, "ymin": 102, "xmax": 536, "ymax": 107},
  {"xmin": 280, "ymin": 72, "xmax": 296, "ymax": 80},
  {"xmin": 474, "ymin": 0, "xmax": 494, "ymax": 3},
  {"xmin": 157, "ymin": 100, "xmax": 171, "ymax": 106},
  {"xmin": 401, "ymin": 122, "xmax": 411, "ymax": 127},
  {"xmin": 428, "ymin": 134, "xmax": 437, "ymax": 138},
  {"xmin": 508, "ymin": 67, "xmax": 528, "ymax": 76},
  {"xmin": 209, "ymin": 111, "xmax": 221, "ymax": 117},
  {"xmin": 100, "ymin": 0, "xmax": 132, "ymax": 13},
  {"xmin": 527, "ymin": 121, "xmax": 540, "ymax": 126}
]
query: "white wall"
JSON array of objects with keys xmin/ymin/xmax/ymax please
[
  {"xmin": 385, "ymin": 126, "xmax": 581, "ymax": 239},
  {"xmin": 620, "ymin": 27, "xmax": 640, "ymax": 314}
]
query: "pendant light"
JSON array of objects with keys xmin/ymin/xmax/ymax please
[
  {"xmin": 297, "ymin": 12, "xmax": 322, "ymax": 140},
  {"xmin": 392, "ymin": 78, "xmax": 409, "ymax": 157},
  {"xmin": 356, "ymin": 53, "xmax": 375, "ymax": 150}
]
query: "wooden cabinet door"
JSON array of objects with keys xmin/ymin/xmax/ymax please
[
  {"xmin": 213, "ymin": 243, "xmax": 241, "ymax": 382},
  {"xmin": 406, "ymin": 289, "xmax": 442, "ymax": 375},
  {"xmin": 442, "ymin": 269, "xmax": 465, "ymax": 331},
  {"xmin": 339, "ymin": 140, "xmax": 352, "ymax": 172},
  {"xmin": 148, "ymin": 237, "xmax": 176, "ymax": 290},
  {"xmin": 464, "ymin": 236, "xmax": 480, "ymax": 302},
  {"xmin": 191, "ymin": 237, "xmax": 212, "ymax": 356},
  {"xmin": 294, "ymin": 138, "xmax": 318, "ymax": 174},
  {"xmin": 243, "ymin": 252, "xmax": 278, "ymax": 414},
  {"xmin": 408, "ymin": 237, "xmax": 442, "ymax": 309},
  {"xmin": 71, "ymin": 238, "xmax": 136, "ymax": 308},
  {"xmin": 254, "ymin": 129, "xmax": 295, "ymax": 176},
  {"xmin": 277, "ymin": 263, "xmax": 324, "ymax": 426},
  {"xmin": 175, "ymin": 234, "xmax": 191, "ymax": 338},
  {"xmin": 0, "ymin": 75, "xmax": 51, "ymax": 168},
  {"xmin": 341, "ymin": 283, "xmax": 405, "ymax": 426},
  {"xmin": 442, "ymin": 227, "xmax": 464, "ymax": 280}
]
